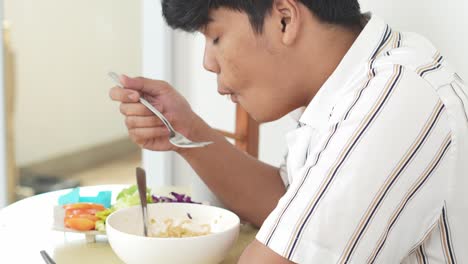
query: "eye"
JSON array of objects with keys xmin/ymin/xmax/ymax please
[{"xmin": 213, "ymin": 37, "xmax": 220, "ymax": 45}]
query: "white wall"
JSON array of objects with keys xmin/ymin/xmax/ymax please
[
  {"xmin": 4, "ymin": 0, "xmax": 142, "ymax": 166},
  {"xmin": 359, "ymin": 0, "xmax": 468, "ymax": 80},
  {"xmin": 141, "ymin": 0, "xmax": 174, "ymax": 189}
]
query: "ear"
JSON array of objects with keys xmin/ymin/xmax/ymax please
[{"xmin": 273, "ymin": 0, "xmax": 301, "ymax": 45}]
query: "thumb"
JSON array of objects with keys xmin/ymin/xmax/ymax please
[{"xmin": 120, "ymin": 74, "xmax": 170, "ymax": 96}]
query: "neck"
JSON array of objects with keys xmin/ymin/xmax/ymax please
[{"xmin": 297, "ymin": 23, "xmax": 362, "ymax": 105}]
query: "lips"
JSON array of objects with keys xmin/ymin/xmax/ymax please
[
  {"xmin": 218, "ymin": 82, "xmax": 238, "ymax": 103},
  {"xmin": 217, "ymin": 89, "xmax": 231, "ymax": 95},
  {"xmin": 218, "ymin": 91, "xmax": 238, "ymax": 103},
  {"xmin": 230, "ymin": 94, "xmax": 239, "ymax": 103}
]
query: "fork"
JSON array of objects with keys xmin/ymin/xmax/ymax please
[
  {"xmin": 108, "ymin": 72, "xmax": 213, "ymax": 148},
  {"xmin": 40, "ymin": 250, "xmax": 56, "ymax": 264},
  {"xmin": 136, "ymin": 167, "xmax": 149, "ymax": 237}
]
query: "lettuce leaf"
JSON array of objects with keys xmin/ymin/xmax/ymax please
[
  {"xmin": 113, "ymin": 185, "xmax": 152, "ymax": 210},
  {"xmin": 99, "ymin": 185, "xmax": 152, "ymax": 231}
]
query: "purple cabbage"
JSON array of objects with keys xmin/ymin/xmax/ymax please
[{"xmin": 151, "ymin": 192, "xmax": 200, "ymax": 204}]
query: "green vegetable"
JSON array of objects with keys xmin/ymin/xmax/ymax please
[
  {"xmin": 95, "ymin": 220, "xmax": 106, "ymax": 232},
  {"xmin": 116, "ymin": 185, "xmax": 137, "ymax": 200},
  {"xmin": 96, "ymin": 208, "xmax": 115, "ymax": 220},
  {"xmin": 98, "ymin": 185, "xmax": 152, "ymax": 231},
  {"xmin": 113, "ymin": 184, "xmax": 152, "ymax": 210}
]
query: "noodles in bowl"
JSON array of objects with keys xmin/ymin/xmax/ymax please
[
  {"xmin": 106, "ymin": 203, "xmax": 240, "ymax": 264},
  {"xmin": 149, "ymin": 217, "xmax": 211, "ymax": 238}
]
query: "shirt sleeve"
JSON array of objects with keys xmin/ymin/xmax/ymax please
[
  {"xmin": 278, "ymin": 151, "xmax": 290, "ymax": 189},
  {"xmin": 256, "ymin": 68, "xmax": 454, "ymax": 263}
]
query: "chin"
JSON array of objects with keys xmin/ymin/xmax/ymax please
[
  {"xmin": 240, "ymin": 98, "xmax": 290, "ymax": 123},
  {"xmin": 245, "ymin": 108, "xmax": 286, "ymax": 123}
]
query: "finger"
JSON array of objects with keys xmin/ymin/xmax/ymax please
[
  {"xmin": 121, "ymin": 74, "xmax": 171, "ymax": 96},
  {"xmin": 109, "ymin": 86, "xmax": 141, "ymax": 103},
  {"xmin": 128, "ymin": 127, "xmax": 171, "ymax": 142},
  {"xmin": 120, "ymin": 103, "xmax": 164, "ymax": 116},
  {"xmin": 133, "ymin": 136, "xmax": 171, "ymax": 149},
  {"xmin": 125, "ymin": 116, "xmax": 165, "ymax": 129}
]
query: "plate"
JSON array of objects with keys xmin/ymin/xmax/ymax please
[{"xmin": 52, "ymin": 205, "xmax": 106, "ymax": 243}]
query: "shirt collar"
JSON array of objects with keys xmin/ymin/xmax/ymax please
[{"xmin": 298, "ymin": 14, "xmax": 388, "ymax": 129}]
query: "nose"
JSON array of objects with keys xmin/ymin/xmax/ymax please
[{"xmin": 203, "ymin": 40, "xmax": 220, "ymax": 74}]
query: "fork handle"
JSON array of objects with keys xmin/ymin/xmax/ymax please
[
  {"xmin": 136, "ymin": 167, "xmax": 149, "ymax": 237},
  {"xmin": 139, "ymin": 98, "xmax": 176, "ymax": 134},
  {"xmin": 40, "ymin": 250, "xmax": 56, "ymax": 264},
  {"xmin": 108, "ymin": 72, "xmax": 176, "ymax": 135}
]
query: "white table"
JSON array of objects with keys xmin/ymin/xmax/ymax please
[{"xmin": 0, "ymin": 185, "xmax": 258, "ymax": 263}]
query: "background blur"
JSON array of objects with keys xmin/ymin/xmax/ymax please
[
  {"xmin": 2, "ymin": 0, "xmax": 143, "ymax": 203},
  {"xmin": 0, "ymin": 0, "xmax": 466, "ymax": 207}
]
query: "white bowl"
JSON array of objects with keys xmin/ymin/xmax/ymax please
[{"xmin": 106, "ymin": 203, "xmax": 240, "ymax": 264}]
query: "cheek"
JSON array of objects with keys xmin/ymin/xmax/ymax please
[
  {"xmin": 218, "ymin": 36, "xmax": 262, "ymax": 87},
  {"xmin": 240, "ymin": 82, "xmax": 296, "ymax": 121},
  {"xmin": 220, "ymin": 52, "xmax": 251, "ymax": 89}
]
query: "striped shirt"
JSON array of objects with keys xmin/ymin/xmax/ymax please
[{"xmin": 256, "ymin": 14, "xmax": 468, "ymax": 263}]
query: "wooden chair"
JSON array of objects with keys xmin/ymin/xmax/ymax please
[{"xmin": 214, "ymin": 104, "xmax": 259, "ymax": 158}]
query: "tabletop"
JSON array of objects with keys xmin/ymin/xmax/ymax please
[{"xmin": 0, "ymin": 185, "xmax": 258, "ymax": 263}]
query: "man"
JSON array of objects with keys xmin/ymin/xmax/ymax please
[{"xmin": 110, "ymin": 0, "xmax": 468, "ymax": 262}]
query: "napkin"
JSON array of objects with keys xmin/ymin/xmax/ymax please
[{"xmin": 58, "ymin": 188, "xmax": 112, "ymax": 208}]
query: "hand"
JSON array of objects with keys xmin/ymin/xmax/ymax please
[{"xmin": 109, "ymin": 74, "xmax": 197, "ymax": 151}]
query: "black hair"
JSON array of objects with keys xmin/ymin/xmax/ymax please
[{"xmin": 162, "ymin": 0, "xmax": 362, "ymax": 33}]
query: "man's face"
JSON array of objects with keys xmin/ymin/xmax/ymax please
[{"xmin": 201, "ymin": 8, "xmax": 309, "ymax": 122}]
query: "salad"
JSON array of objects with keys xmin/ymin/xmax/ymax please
[{"xmin": 62, "ymin": 185, "xmax": 200, "ymax": 232}]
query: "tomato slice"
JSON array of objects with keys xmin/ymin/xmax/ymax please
[
  {"xmin": 63, "ymin": 203, "xmax": 105, "ymax": 211},
  {"xmin": 64, "ymin": 218, "xmax": 96, "ymax": 231},
  {"xmin": 65, "ymin": 214, "xmax": 99, "ymax": 222},
  {"xmin": 65, "ymin": 208, "xmax": 99, "ymax": 217}
]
